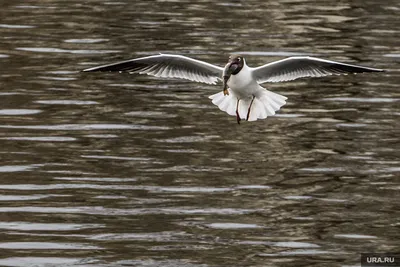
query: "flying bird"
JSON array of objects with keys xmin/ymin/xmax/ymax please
[{"xmin": 83, "ymin": 54, "xmax": 383, "ymax": 124}]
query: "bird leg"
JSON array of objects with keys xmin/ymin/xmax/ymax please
[
  {"xmin": 246, "ymin": 95, "xmax": 255, "ymax": 121},
  {"xmin": 236, "ymin": 98, "xmax": 241, "ymax": 124}
]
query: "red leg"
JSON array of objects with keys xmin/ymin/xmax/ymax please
[
  {"xmin": 246, "ymin": 95, "xmax": 255, "ymax": 121},
  {"xmin": 236, "ymin": 98, "xmax": 241, "ymax": 124}
]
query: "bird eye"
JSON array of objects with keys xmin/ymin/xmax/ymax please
[{"xmin": 238, "ymin": 58, "xmax": 241, "ymax": 61}]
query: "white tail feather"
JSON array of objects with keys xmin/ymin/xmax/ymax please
[{"xmin": 209, "ymin": 88, "xmax": 287, "ymax": 121}]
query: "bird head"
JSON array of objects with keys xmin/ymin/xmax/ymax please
[{"xmin": 224, "ymin": 55, "xmax": 244, "ymax": 76}]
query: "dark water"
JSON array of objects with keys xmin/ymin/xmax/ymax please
[{"xmin": 0, "ymin": 0, "xmax": 399, "ymax": 266}]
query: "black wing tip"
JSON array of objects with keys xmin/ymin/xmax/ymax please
[
  {"xmin": 374, "ymin": 68, "xmax": 385, "ymax": 72},
  {"xmin": 82, "ymin": 69, "xmax": 107, "ymax": 72},
  {"xmin": 82, "ymin": 60, "xmax": 144, "ymax": 73},
  {"xmin": 82, "ymin": 68, "xmax": 95, "ymax": 72},
  {"xmin": 341, "ymin": 65, "xmax": 385, "ymax": 74},
  {"xmin": 82, "ymin": 66, "xmax": 105, "ymax": 72},
  {"xmin": 360, "ymin": 67, "xmax": 385, "ymax": 73},
  {"xmin": 82, "ymin": 66, "xmax": 126, "ymax": 73}
]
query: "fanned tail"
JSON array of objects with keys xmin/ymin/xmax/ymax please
[{"xmin": 209, "ymin": 88, "xmax": 287, "ymax": 121}]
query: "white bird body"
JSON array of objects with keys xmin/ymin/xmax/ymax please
[
  {"xmin": 209, "ymin": 58, "xmax": 288, "ymax": 121},
  {"xmin": 83, "ymin": 53, "xmax": 383, "ymax": 124}
]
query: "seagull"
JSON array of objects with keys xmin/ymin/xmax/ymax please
[{"xmin": 83, "ymin": 54, "xmax": 383, "ymax": 124}]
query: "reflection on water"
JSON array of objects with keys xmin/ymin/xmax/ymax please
[
  {"xmin": 0, "ymin": 0, "xmax": 399, "ymax": 266},
  {"xmin": 0, "ymin": 109, "xmax": 43, "ymax": 115}
]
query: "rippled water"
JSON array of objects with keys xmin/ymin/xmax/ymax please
[{"xmin": 0, "ymin": 0, "xmax": 399, "ymax": 266}]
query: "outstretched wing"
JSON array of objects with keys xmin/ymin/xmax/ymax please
[
  {"xmin": 251, "ymin": 56, "xmax": 383, "ymax": 84},
  {"xmin": 83, "ymin": 53, "xmax": 224, "ymax": 85}
]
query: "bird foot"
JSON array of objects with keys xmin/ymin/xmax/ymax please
[{"xmin": 236, "ymin": 112, "xmax": 241, "ymax": 124}]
